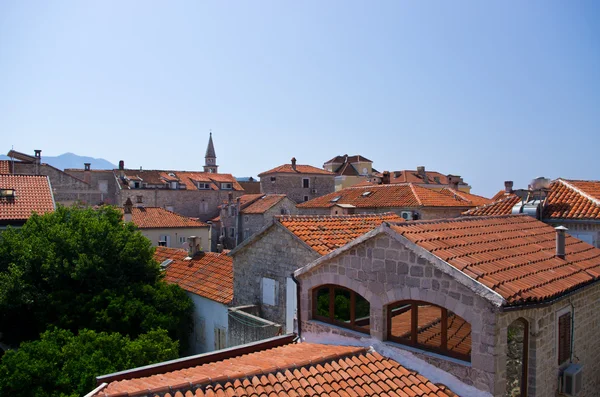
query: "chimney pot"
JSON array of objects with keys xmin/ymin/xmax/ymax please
[
  {"xmin": 84, "ymin": 163, "xmax": 91, "ymax": 171},
  {"xmin": 187, "ymin": 236, "xmax": 202, "ymax": 257},
  {"xmin": 291, "ymin": 157, "xmax": 297, "ymax": 170},
  {"xmin": 381, "ymin": 171, "xmax": 391, "ymax": 185},
  {"xmin": 119, "ymin": 160, "xmax": 124, "ymax": 170},
  {"xmin": 555, "ymin": 226, "xmax": 568, "ymax": 259},
  {"xmin": 504, "ymin": 181, "xmax": 514, "ymax": 193}
]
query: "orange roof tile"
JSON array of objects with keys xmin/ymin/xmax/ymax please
[
  {"xmin": 0, "ymin": 160, "xmax": 11, "ymax": 174},
  {"xmin": 297, "ymin": 183, "xmax": 480, "ymax": 210},
  {"xmin": 95, "ymin": 342, "xmax": 457, "ymax": 397},
  {"xmin": 0, "ymin": 175, "xmax": 55, "ymax": 221},
  {"xmin": 258, "ymin": 163, "xmax": 334, "ymax": 177},
  {"xmin": 279, "ymin": 213, "xmax": 404, "ymax": 255},
  {"xmin": 242, "ymin": 194, "xmax": 288, "ymax": 214},
  {"xmin": 389, "ymin": 215, "xmax": 600, "ymax": 306},
  {"xmin": 438, "ymin": 188, "xmax": 491, "ymax": 207},
  {"xmin": 120, "ymin": 207, "xmax": 209, "ymax": 229},
  {"xmin": 358, "ymin": 170, "xmax": 468, "ymax": 186},
  {"xmin": 154, "ymin": 247, "xmax": 233, "ymax": 304},
  {"xmin": 120, "ymin": 169, "xmax": 243, "ymax": 191},
  {"xmin": 544, "ymin": 179, "xmax": 600, "ymax": 220},
  {"xmin": 463, "ymin": 194, "xmax": 521, "ymax": 217}
]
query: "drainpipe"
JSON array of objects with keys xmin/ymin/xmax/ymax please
[
  {"xmin": 291, "ymin": 274, "xmax": 302, "ymax": 340},
  {"xmin": 235, "ymin": 197, "xmax": 241, "ymax": 247}
]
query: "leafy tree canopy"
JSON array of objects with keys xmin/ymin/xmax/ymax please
[
  {"xmin": 0, "ymin": 206, "xmax": 193, "ymax": 346},
  {"xmin": 0, "ymin": 328, "xmax": 179, "ymax": 397}
]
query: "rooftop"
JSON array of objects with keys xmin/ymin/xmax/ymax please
[
  {"xmin": 0, "ymin": 160, "xmax": 11, "ymax": 174},
  {"xmin": 0, "ymin": 174, "xmax": 55, "ymax": 222},
  {"xmin": 389, "ymin": 215, "xmax": 600, "ymax": 306},
  {"xmin": 154, "ymin": 247, "xmax": 233, "ymax": 304},
  {"xmin": 258, "ymin": 163, "xmax": 335, "ymax": 177},
  {"xmin": 297, "ymin": 183, "xmax": 485, "ymax": 209},
  {"xmin": 278, "ymin": 213, "xmax": 404, "ymax": 255},
  {"xmin": 118, "ymin": 169, "xmax": 243, "ymax": 191},
  {"xmin": 121, "ymin": 207, "xmax": 209, "ymax": 229},
  {"xmin": 242, "ymin": 194, "xmax": 288, "ymax": 214},
  {"xmin": 359, "ymin": 169, "xmax": 468, "ymax": 187},
  {"xmin": 324, "ymin": 154, "xmax": 373, "ymax": 164},
  {"xmin": 93, "ymin": 338, "xmax": 457, "ymax": 397}
]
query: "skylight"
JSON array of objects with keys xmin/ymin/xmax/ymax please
[
  {"xmin": 330, "ymin": 196, "xmax": 341, "ymax": 202},
  {"xmin": 362, "ymin": 191, "xmax": 372, "ymax": 197},
  {"xmin": 160, "ymin": 259, "xmax": 173, "ymax": 269}
]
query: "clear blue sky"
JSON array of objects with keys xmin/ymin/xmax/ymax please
[{"xmin": 1, "ymin": 1, "xmax": 598, "ymax": 196}]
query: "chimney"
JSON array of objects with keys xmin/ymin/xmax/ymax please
[
  {"xmin": 84, "ymin": 163, "xmax": 91, "ymax": 184},
  {"xmin": 187, "ymin": 236, "xmax": 202, "ymax": 257},
  {"xmin": 447, "ymin": 175, "xmax": 462, "ymax": 190},
  {"xmin": 504, "ymin": 181, "xmax": 514, "ymax": 194},
  {"xmin": 34, "ymin": 150, "xmax": 41, "ymax": 163},
  {"xmin": 555, "ymin": 226, "xmax": 568, "ymax": 259},
  {"xmin": 417, "ymin": 166, "xmax": 425, "ymax": 177},
  {"xmin": 381, "ymin": 171, "xmax": 391, "ymax": 185},
  {"xmin": 291, "ymin": 157, "xmax": 297, "ymax": 171},
  {"xmin": 118, "ymin": 160, "xmax": 125, "ymax": 178},
  {"xmin": 123, "ymin": 198, "xmax": 133, "ymax": 222}
]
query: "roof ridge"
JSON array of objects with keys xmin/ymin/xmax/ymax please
[
  {"xmin": 409, "ymin": 184, "xmax": 424, "ymax": 206},
  {"xmin": 558, "ymin": 179, "xmax": 600, "ymax": 207},
  {"xmin": 276, "ymin": 212, "xmax": 399, "ymax": 221},
  {"xmin": 389, "ymin": 213, "xmax": 530, "ymax": 228},
  {"xmin": 464, "ymin": 194, "xmax": 519, "ymax": 214}
]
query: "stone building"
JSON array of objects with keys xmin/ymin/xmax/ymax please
[
  {"xmin": 466, "ymin": 178, "xmax": 600, "ymax": 248},
  {"xmin": 0, "ymin": 173, "xmax": 55, "ymax": 228},
  {"xmin": 258, "ymin": 157, "xmax": 335, "ymax": 203},
  {"xmin": 361, "ymin": 166, "xmax": 472, "ymax": 193},
  {"xmin": 213, "ymin": 193, "xmax": 298, "ymax": 250},
  {"xmin": 229, "ymin": 213, "xmax": 403, "ymax": 335},
  {"xmin": 6, "ymin": 150, "xmax": 113, "ymax": 206},
  {"xmin": 120, "ymin": 198, "xmax": 211, "ymax": 249},
  {"xmin": 323, "ymin": 154, "xmax": 375, "ymax": 191},
  {"xmin": 297, "ymin": 181, "xmax": 490, "ymax": 220},
  {"xmin": 294, "ymin": 214, "xmax": 600, "ymax": 396}
]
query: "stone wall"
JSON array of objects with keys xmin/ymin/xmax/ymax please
[
  {"xmin": 297, "ymin": 233, "xmax": 498, "ymax": 394},
  {"xmin": 545, "ymin": 220, "xmax": 600, "ymax": 248},
  {"xmin": 227, "ymin": 305, "xmax": 282, "ymax": 348},
  {"xmin": 494, "ymin": 283, "xmax": 600, "ymax": 397},
  {"xmin": 232, "ymin": 225, "xmax": 319, "ymax": 331},
  {"xmin": 64, "ymin": 169, "xmax": 119, "ymax": 205},
  {"xmin": 260, "ymin": 173, "xmax": 335, "ymax": 204}
]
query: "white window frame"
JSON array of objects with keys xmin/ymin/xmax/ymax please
[{"xmin": 221, "ymin": 182, "xmax": 233, "ymax": 190}]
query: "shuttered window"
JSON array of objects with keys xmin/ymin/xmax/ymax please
[{"xmin": 558, "ymin": 312, "xmax": 571, "ymax": 365}]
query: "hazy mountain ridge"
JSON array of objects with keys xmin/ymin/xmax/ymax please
[{"xmin": 0, "ymin": 152, "xmax": 116, "ymax": 170}]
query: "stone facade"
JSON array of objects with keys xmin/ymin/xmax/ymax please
[
  {"xmin": 298, "ymin": 205, "xmax": 468, "ymax": 220},
  {"xmin": 63, "ymin": 168, "xmax": 119, "ymax": 205},
  {"xmin": 545, "ymin": 220, "xmax": 600, "ymax": 248},
  {"xmin": 297, "ymin": 232, "xmax": 498, "ymax": 394},
  {"xmin": 232, "ymin": 225, "xmax": 320, "ymax": 332},
  {"xmin": 260, "ymin": 174, "xmax": 335, "ymax": 204}
]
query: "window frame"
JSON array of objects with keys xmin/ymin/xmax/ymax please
[
  {"xmin": 387, "ymin": 300, "xmax": 471, "ymax": 362},
  {"xmin": 303, "ymin": 178, "xmax": 310, "ymax": 188},
  {"xmin": 312, "ymin": 284, "xmax": 370, "ymax": 334},
  {"xmin": 556, "ymin": 306, "xmax": 572, "ymax": 366}
]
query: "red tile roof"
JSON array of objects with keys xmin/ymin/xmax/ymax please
[
  {"xmin": 0, "ymin": 160, "xmax": 11, "ymax": 174},
  {"xmin": 258, "ymin": 163, "xmax": 335, "ymax": 177},
  {"xmin": 120, "ymin": 169, "xmax": 243, "ymax": 191},
  {"xmin": 389, "ymin": 215, "xmax": 600, "ymax": 306},
  {"xmin": 154, "ymin": 247, "xmax": 232, "ymax": 304},
  {"xmin": 438, "ymin": 188, "xmax": 491, "ymax": 207},
  {"xmin": 0, "ymin": 175, "xmax": 55, "ymax": 221},
  {"xmin": 120, "ymin": 207, "xmax": 209, "ymax": 229},
  {"xmin": 359, "ymin": 170, "xmax": 467, "ymax": 187},
  {"xmin": 297, "ymin": 183, "xmax": 481, "ymax": 210},
  {"xmin": 243, "ymin": 194, "xmax": 288, "ymax": 214},
  {"xmin": 544, "ymin": 179, "xmax": 600, "ymax": 220},
  {"xmin": 95, "ymin": 341, "xmax": 457, "ymax": 397},
  {"xmin": 463, "ymin": 194, "xmax": 521, "ymax": 217},
  {"xmin": 324, "ymin": 154, "xmax": 373, "ymax": 164},
  {"xmin": 279, "ymin": 213, "xmax": 404, "ymax": 255}
]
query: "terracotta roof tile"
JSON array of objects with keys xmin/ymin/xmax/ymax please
[
  {"xmin": 120, "ymin": 170, "xmax": 243, "ymax": 191},
  {"xmin": 297, "ymin": 183, "xmax": 480, "ymax": 210},
  {"xmin": 389, "ymin": 215, "xmax": 600, "ymax": 306},
  {"xmin": 0, "ymin": 160, "xmax": 11, "ymax": 174},
  {"xmin": 95, "ymin": 342, "xmax": 457, "ymax": 397},
  {"xmin": 0, "ymin": 175, "xmax": 55, "ymax": 221},
  {"xmin": 278, "ymin": 213, "xmax": 404, "ymax": 256},
  {"xmin": 258, "ymin": 164, "xmax": 334, "ymax": 177},
  {"xmin": 358, "ymin": 170, "xmax": 467, "ymax": 187},
  {"xmin": 242, "ymin": 195, "xmax": 288, "ymax": 214},
  {"xmin": 463, "ymin": 194, "xmax": 521, "ymax": 216},
  {"xmin": 120, "ymin": 207, "xmax": 209, "ymax": 229},
  {"xmin": 437, "ymin": 188, "xmax": 491, "ymax": 207},
  {"xmin": 324, "ymin": 155, "xmax": 373, "ymax": 165},
  {"xmin": 544, "ymin": 179, "xmax": 600, "ymax": 220},
  {"xmin": 154, "ymin": 247, "xmax": 232, "ymax": 304}
]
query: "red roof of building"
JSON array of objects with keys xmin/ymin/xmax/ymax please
[
  {"xmin": 324, "ymin": 154, "xmax": 373, "ymax": 165},
  {"xmin": 297, "ymin": 183, "xmax": 481, "ymax": 209},
  {"xmin": 94, "ymin": 341, "xmax": 457, "ymax": 397},
  {"xmin": 279, "ymin": 213, "xmax": 404, "ymax": 255},
  {"xmin": 120, "ymin": 207, "xmax": 209, "ymax": 229},
  {"xmin": 357, "ymin": 169, "xmax": 468, "ymax": 187},
  {"xmin": 0, "ymin": 175, "xmax": 55, "ymax": 221},
  {"xmin": 242, "ymin": 194, "xmax": 288, "ymax": 214},
  {"xmin": 438, "ymin": 188, "xmax": 491, "ymax": 207},
  {"xmin": 258, "ymin": 163, "xmax": 334, "ymax": 177},
  {"xmin": 119, "ymin": 169, "xmax": 243, "ymax": 191},
  {"xmin": 0, "ymin": 160, "xmax": 11, "ymax": 174},
  {"xmin": 463, "ymin": 194, "xmax": 521, "ymax": 217},
  {"xmin": 154, "ymin": 247, "xmax": 233, "ymax": 304},
  {"xmin": 390, "ymin": 215, "xmax": 600, "ymax": 306}
]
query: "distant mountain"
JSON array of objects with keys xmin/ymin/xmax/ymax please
[{"xmin": 0, "ymin": 152, "xmax": 116, "ymax": 170}]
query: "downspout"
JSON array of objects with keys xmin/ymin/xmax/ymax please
[
  {"xmin": 570, "ymin": 300, "xmax": 575, "ymax": 363},
  {"xmin": 235, "ymin": 203, "xmax": 240, "ymax": 247},
  {"xmin": 291, "ymin": 274, "xmax": 302, "ymax": 340}
]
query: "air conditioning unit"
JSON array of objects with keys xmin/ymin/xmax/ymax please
[
  {"xmin": 562, "ymin": 363, "xmax": 583, "ymax": 396},
  {"xmin": 311, "ymin": 188, "xmax": 318, "ymax": 194},
  {"xmin": 401, "ymin": 211, "xmax": 413, "ymax": 220}
]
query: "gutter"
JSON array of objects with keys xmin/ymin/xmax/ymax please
[
  {"xmin": 291, "ymin": 273, "xmax": 302, "ymax": 339},
  {"xmin": 499, "ymin": 279, "xmax": 599, "ymax": 312}
]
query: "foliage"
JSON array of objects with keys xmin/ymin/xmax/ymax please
[
  {"xmin": 0, "ymin": 205, "xmax": 193, "ymax": 347},
  {"xmin": 0, "ymin": 328, "xmax": 178, "ymax": 397}
]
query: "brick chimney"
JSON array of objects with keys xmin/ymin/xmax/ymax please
[
  {"xmin": 381, "ymin": 171, "xmax": 391, "ymax": 185},
  {"xmin": 504, "ymin": 181, "xmax": 514, "ymax": 194},
  {"xmin": 84, "ymin": 163, "xmax": 91, "ymax": 184},
  {"xmin": 187, "ymin": 236, "xmax": 202, "ymax": 257},
  {"xmin": 123, "ymin": 198, "xmax": 133, "ymax": 223},
  {"xmin": 555, "ymin": 226, "xmax": 568, "ymax": 259},
  {"xmin": 417, "ymin": 166, "xmax": 426, "ymax": 178},
  {"xmin": 291, "ymin": 157, "xmax": 297, "ymax": 171}
]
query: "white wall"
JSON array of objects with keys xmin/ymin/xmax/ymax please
[{"xmin": 187, "ymin": 292, "xmax": 229, "ymax": 355}]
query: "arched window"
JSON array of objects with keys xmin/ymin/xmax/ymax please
[
  {"xmin": 387, "ymin": 300, "xmax": 471, "ymax": 361},
  {"xmin": 312, "ymin": 285, "xmax": 370, "ymax": 333}
]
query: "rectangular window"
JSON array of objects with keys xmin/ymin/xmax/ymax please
[
  {"xmin": 136, "ymin": 195, "xmax": 143, "ymax": 203},
  {"xmin": 270, "ymin": 176, "xmax": 276, "ymax": 182},
  {"xmin": 134, "ymin": 181, "xmax": 140, "ymax": 188},
  {"xmin": 214, "ymin": 326, "xmax": 227, "ymax": 350},
  {"xmin": 170, "ymin": 181, "xmax": 178, "ymax": 189},
  {"xmin": 199, "ymin": 201, "xmax": 208, "ymax": 214},
  {"xmin": 221, "ymin": 183, "xmax": 233, "ymax": 190},
  {"xmin": 303, "ymin": 178, "xmax": 310, "ymax": 188},
  {"xmin": 197, "ymin": 182, "xmax": 211, "ymax": 190},
  {"xmin": 244, "ymin": 228, "xmax": 250, "ymax": 240},
  {"xmin": 558, "ymin": 311, "xmax": 571, "ymax": 365},
  {"xmin": 262, "ymin": 277, "xmax": 277, "ymax": 306},
  {"xmin": 179, "ymin": 236, "xmax": 186, "ymax": 244},
  {"xmin": 230, "ymin": 227, "xmax": 235, "ymax": 238},
  {"xmin": 304, "ymin": 195, "xmax": 309, "ymax": 202}
]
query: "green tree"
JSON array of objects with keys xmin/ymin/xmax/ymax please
[
  {"xmin": 0, "ymin": 206, "xmax": 193, "ymax": 347},
  {"xmin": 0, "ymin": 328, "xmax": 179, "ymax": 397}
]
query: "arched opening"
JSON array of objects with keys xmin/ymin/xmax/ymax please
[
  {"xmin": 312, "ymin": 284, "xmax": 370, "ymax": 333},
  {"xmin": 386, "ymin": 300, "xmax": 471, "ymax": 361},
  {"xmin": 505, "ymin": 318, "xmax": 529, "ymax": 397}
]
